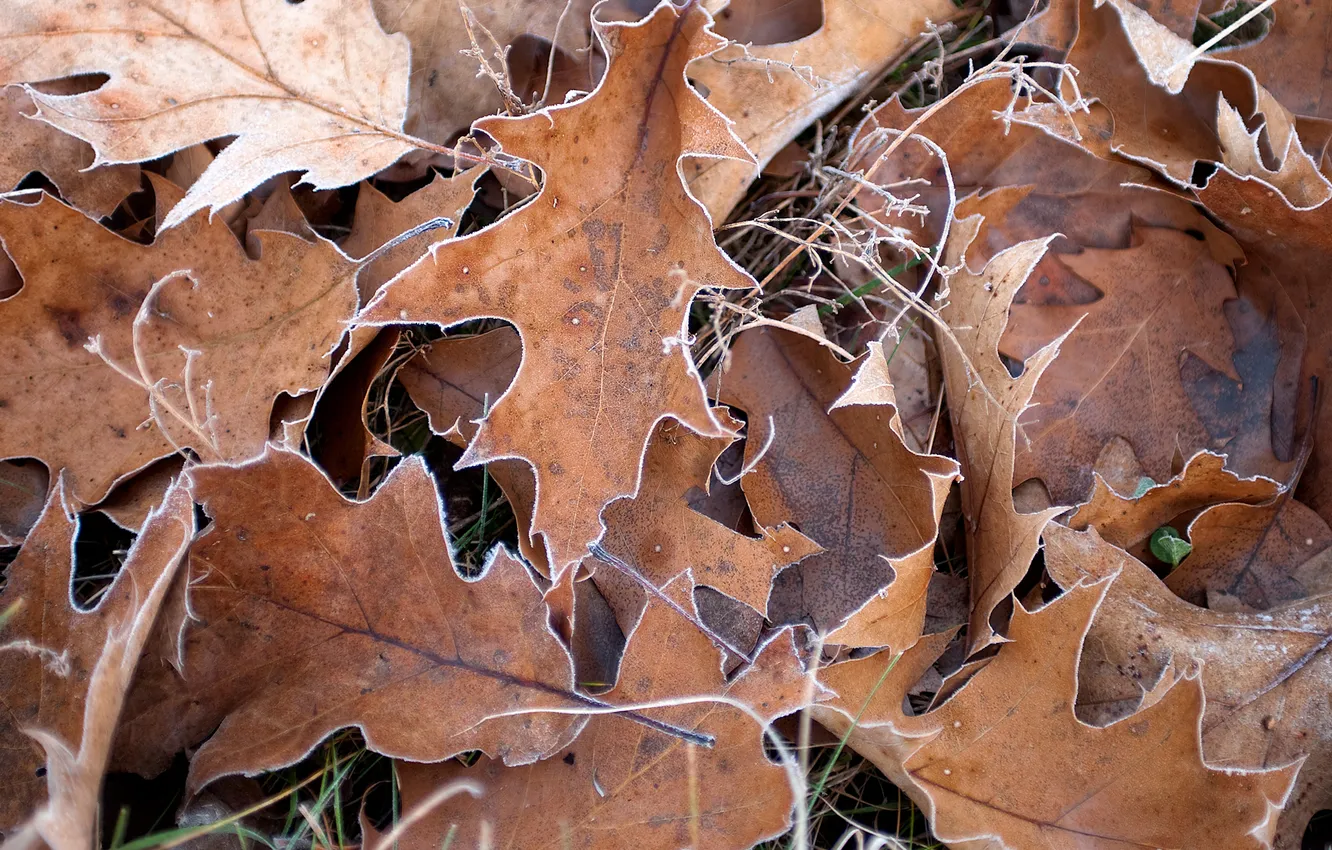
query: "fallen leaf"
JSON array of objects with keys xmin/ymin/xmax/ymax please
[
  {"xmin": 596, "ymin": 412, "xmax": 821, "ymax": 615},
  {"xmin": 341, "ymin": 168, "xmax": 484, "ymax": 303},
  {"xmin": 1169, "ymin": 494, "xmax": 1332, "ymax": 610},
  {"xmin": 1194, "ymin": 170, "xmax": 1332, "ymax": 526},
  {"xmin": 370, "ymin": 0, "xmax": 598, "ymax": 165},
  {"xmin": 0, "ymin": 460, "xmax": 48, "ymax": 547},
  {"xmin": 379, "ymin": 580, "xmax": 813, "ymax": 850},
  {"xmin": 1215, "ymin": 1, "xmax": 1332, "ymax": 121},
  {"xmin": 935, "ymin": 211, "xmax": 1068, "ymax": 651},
  {"xmin": 1045, "ymin": 522, "xmax": 1327, "ymax": 848},
  {"xmin": 710, "ymin": 326, "xmax": 958, "ymax": 639},
  {"xmin": 0, "ymin": 0, "xmax": 417, "ymax": 227},
  {"xmin": 0, "ymin": 475, "xmax": 192, "ymax": 836},
  {"xmin": 397, "ymin": 326, "xmax": 546, "ymax": 572},
  {"xmin": 0, "ymin": 87, "xmax": 140, "ymax": 219},
  {"xmin": 816, "ymin": 576, "xmax": 1300, "ymax": 849},
  {"xmin": 358, "ymin": 3, "xmax": 758, "ymax": 573},
  {"xmin": 1070, "ymin": 450, "xmax": 1280, "ymax": 555},
  {"xmin": 115, "ymin": 448, "xmax": 588, "ymax": 793},
  {"xmin": 685, "ymin": 0, "xmax": 953, "ymax": 221},
  {"xmin": 0, "ymin": 177, "xmax": 358, "ymax": 504}
]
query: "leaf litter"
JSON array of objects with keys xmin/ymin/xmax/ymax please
[{"xmin": 0, "ymin": 0, "xmax": 1331, "ymax": 848}]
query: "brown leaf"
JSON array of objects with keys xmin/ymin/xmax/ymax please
[
  {"xmin": 597, "ymin": 412, "xmax": 821, "ymax": 615},
  {"xmin": 359, "ymin": 4, "xmax": 757, "ymax": 573},
  {"xmin": 116, "ymin": 448, "xmax": 591, "ymax": 793},
  {"xmin": 0, "ymin": 178, "xmax": 359, "ymax": 503},
  {"xmin": 370, "ymin": 0, "xmax": 598, "ymax": 152},
  {"xmin": 376, "ymin": 583, "xmax": 812, "ymax": 850},
  {"xmin": 1214, "ymin": 1, "xmax": 1332, "ymax": 121},
  {"xmin": 1000, "ymin": 225, "xmax": 1254, "ymax": 502},
  {"xmin": 684, "ymin": 0, "xmax": 953, "ymax": 221},
  {"xmin": 0, "ymin": 0, "xmax": 416, "ymax": 226},
  {"xmin": 1168, "ymin": 495, "xmax": 1332, "ymax": 610},
  {"xmin": 1071, "ymin": 450, "xmax": 1280, "ymax": 555},
  {"xmin": 397, "ymin": 326, "xmax": 546, "ymax": 572},
  {"xmin": 1194, "ymin": 170, "xmax": 1332, "ymax": 526},
  {"xmin": 0, "ymin": 475, "xmax": 192, "ymax": 836},
  {"xmin": 936, "ymin": 213, "xmax": 1068, "ymax": 651},
  {"xmin": 0, "ymin": 460, "xmax": 48, "ymax": 547},
  {"xmin": 0, "ymin": 88, "xmax": 140, "ymax": 219},
  {"xmin": 816, "ymin": 576, "xmax": 1300, "ymax": 849},
  {"xmin": 710, "ymin": 327, "xmax": 958, "ymax": 638},
  {"xmin": 341, "ymin": 169, "xmax": 483, "ymax": 302},
  {"xmin": 1045, "ymin": 522, "xmax": 1327, "ymax": 848}
]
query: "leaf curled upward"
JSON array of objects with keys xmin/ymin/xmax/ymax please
[
  {"xmin": 0, "ymin": 0, "xmax": 416, "ymax": 227},
  {"xmin": 816, "ymin": 577, "xmax": 1299, "ymax": 850},
  {"xmin": 0, "ymin": 475, "xmax": 193, "ymax": 838},
  {"xmin": 358, "ymin": 2, "xmax": 758, "ymax": 573}
]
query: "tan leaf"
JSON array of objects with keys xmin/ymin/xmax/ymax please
[
  {"xmin": 370, "ymin": 0, "xmax": 598, "ymax": 150},
  {"xmin": 710, "ymin": 326, "xmax": 958, "ymax": 639},
  {"xmin": 0, "ymin": 88, "xmax": 140, "ymax": 219},
  {"xmin": 375, "ymin": 583, "xmax": 812, "ymax": 850},
  {"xmin": 0, "ymin": 475, "xmax": 192, "ymax": 838},
  {"xmin": 1214, "ymin": 0, "xmax": 1332, "ymax": 121},
  {"xmin": 816, "ymin": 576, "xmax": 1300, "ymax": 849},
  {"xmin": 0, "ymin": 178, "xmax": 359, "ymax": 502},
  {"xmin": 397, "ymin": 326, "xmax": 545, "ymax": 572},
  {"xmin": 597, "ymin": 413, "xmax": 821, "ymax": 616},
  {"xmin": 115, "ymin": 448, "xmax": 592, "ymax": 793},
  {"xmin": 1168, "ymin": 494, "xmax": 1332, "ymax": 610},
  {"xmin": 1045, "ymin": 522, "xmax": 1327, "ymax": 848},
  {"xmin": 1070, "ymin": 450, "xmax": 1280, "ymax": 556},
  {"xmin": 358, "ymin": 4, "xmax": 757, "ymax": 573},
  {"xmin": 0, "ymin": 460, "xmax": 48, "ymax": 547},
  {"xmin": 0, "ymin": 0, "xmax": 416, "ymax": 227},
  {"xmin": 684, "ymin": 0, "xmax": 953, "ymax": 221},
  {"xmin": 936, "ymin": 212, "xmax": 1068, "ymax": 651},
  {"xmin": 341, "ymin": 168, "xmax": 483, "ymax": 303},
  {"xmin": 1195, "ymin": 170, "xmax": 1332, "ymax": 527}
]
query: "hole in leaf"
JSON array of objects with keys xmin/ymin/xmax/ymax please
[
  {"xmin": 1303, "ymin": 809, "xmax": 1332, "ymax": 849},
  {"xmin": 29, "ymin": 73, "xmax": 110, "ymax": 96},
  {"xmin": 72, "ymin": 510, "xmax": 136, "ymax": 611}
]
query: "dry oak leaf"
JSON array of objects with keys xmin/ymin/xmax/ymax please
[
  {"xmin": 815, "ymin": 577, "xmax": 1300, "ymax": 850},
  {"xmin": 710, "ymin": 326, "xmax": 959, "ymax": 639},
  {"xmin": 935, "ymin": 213, "xmax": 1069, "ymax": 651},
  {"xmin": 0, "ymin": 475, "xmax": 192, "ymax": 837},
  {"xmin": 956, "ymin": 188, "xmax": 1295, "ymax": 504},
  {"xmin": 0, "ymin": 177, "xmax": 359, "ymax": 504},
  {"xmin": 1000, "ymin": 223, "xmax": 1252, "ymax": 505},
  {"xmin": 596, "ymin": 412, "xmax": 822, "ymax": 616},
  {"xmin": 133, "ymin": 225, "xmax": 359, "ymax": 463},
  {"xmin": 1194, "ymin": 169, "xmax": 1332, "ymax": 526},
  {"xmin": 0, "ymin": 87, "xmax": 140, "ymax": 219},
  {"xmin": 1044, "ymin": 522, "xmax": 1327, "ymax": 849},
  {"xmin": 1064, "ymin": 0, "xmax": 1329, "ymax": 203},
  {"xmin": 112, "ymin": 447, "xmax": 600, "ymax": 794},
  {"xmin": 380, "ymin": 581, "xmax": 814, "ymax": 850},
  {"xmin": 1215, "ymin": 0, "xmax": 1332, "ymax": 121},
  {"xmin": 0, "ymin": 0, "xmax": 416, "ymax": 228},
  {"xmin": 397, "ymin": 326, "xmax": 547, "ymax": 572},
  {"xmin": 1071, "ymin": 450, "xmax": 1280, "ymax": 555},
  {"xmin": 1168, "ymin": 493, "xmax": 1332, "ymax": 611},
  {"xmin": 341, "ymin": 168, "xmax": 483, "ymax": 302},
  {"xmin": 370, "ymin": 0, "xmax": 598, "ymax": 155},
  {"xmin": 684, "ymin": 0, "xmax": 953, "ymax": 222},
  {"xmin": 0, "ymin": 460, "xmax": 49, "ymax": 547},
  {"xmin": 358, "ymin": 2, "xmax": 758, "ymax": 573}
]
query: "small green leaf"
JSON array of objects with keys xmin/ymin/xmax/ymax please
[
  {"xmin": 1150, "ymin": 526, "xmax": 1192, "ymax": 568},
  {"xmin": 1132, "ymin": 476, "xmax": 1157, "ymax": 498}
]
